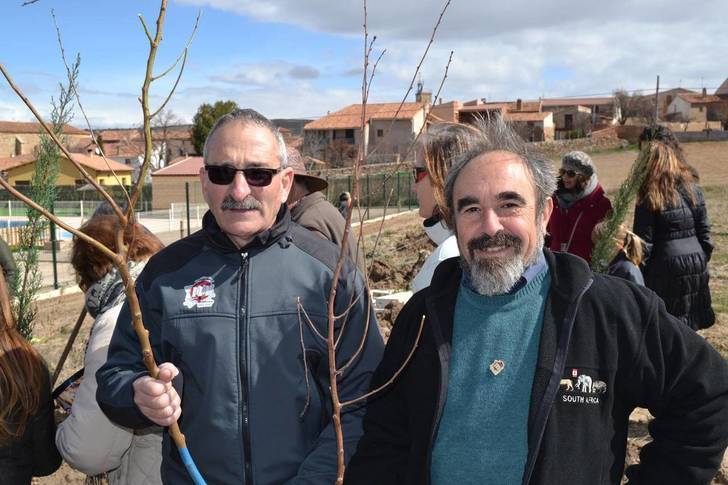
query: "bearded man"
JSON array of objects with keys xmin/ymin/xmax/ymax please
[{"xmin": 344, "ymin": 117, "xmax": 728, "ymax": 485}]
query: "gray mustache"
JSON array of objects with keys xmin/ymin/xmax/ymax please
[
  {"xmin": 221, "ymin": 195, "xmax": 262, "ymax": 211},
  {"xmin": 467, "ymin": 230, "xmax": 522, "ymax": 252}
]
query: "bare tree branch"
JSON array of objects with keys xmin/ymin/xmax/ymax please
[{"xmin": 340, "ymin": 315, "xmax": 426, "ymax": 407}]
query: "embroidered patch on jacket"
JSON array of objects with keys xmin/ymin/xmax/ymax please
[
  {"xmin": 559, "ymin": 369, "xmax": 607, "ymax": 405},
  {"xmin": 183, "ymin": 277, "xmax": 216, "ymax": 309}
]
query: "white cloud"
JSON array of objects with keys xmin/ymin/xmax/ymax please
[{"xmin": 174, "ymin": 0, "xmax": 728, "ymax": 103}]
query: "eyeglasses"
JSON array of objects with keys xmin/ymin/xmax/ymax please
[
  {"xmin": 412, "ymin": 166, "xmax": 428, "ymax": 183},
  {"xmin": 559, "ymin": 169, "xmax": 577, "ymax": 178},
  {"xmin": 205, "ymin": 165, "xmax": 281, "ymax": 186}
]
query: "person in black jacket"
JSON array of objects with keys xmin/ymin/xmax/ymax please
[
  {"xmin": 634, "ymin": 126, "xmax": 715, "ymax": 329},
  {"xmin": 96, "ymin": 109, "xmax": 383, "ymax": 484},
  {"xmin": 345, "ymin": 117, "xmax": 728, "ymax": 485},
  {"xmin": 0, "ymin": 298, "xmax": 61, "ymax": 483}
]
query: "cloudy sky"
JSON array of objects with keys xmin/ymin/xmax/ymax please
[{"xmin": 0, "ymin": 0, "xmax": 726, "ymax": 128}]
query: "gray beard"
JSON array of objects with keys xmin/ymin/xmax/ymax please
[{"xmin": 462, "ymin": 230, "xmax": 544, "ymax": 296}]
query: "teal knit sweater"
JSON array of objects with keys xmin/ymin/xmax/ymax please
[{"xmin": 431, "ymin": 267, "xmax": 550, "ymax": 484}]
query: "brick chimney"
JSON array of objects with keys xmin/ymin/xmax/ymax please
[
  {"xmin": 416, "ymin": 90, "xmax": 432, "ymax": 106},
  {"xmin": 702, "ymin": 87, "xmax": 707, "ymax": 98},
  {"xmin": 516, "ymin": 98, "xmax": 523, "ymax": 111}
]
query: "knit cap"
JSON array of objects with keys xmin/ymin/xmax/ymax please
[{"xmin": 561, "ymin": 151, "xmax": 595, "ymax": 177}]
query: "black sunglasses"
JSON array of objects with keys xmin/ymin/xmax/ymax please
[
  {"xmin": 205, "ymin": 165, "xmax": 281, "ymax": 187},
  {"xmin": 559, "ymin": 169, "xmax": 577, "ymax": 178},
  {"xmin": 412, "ymin": 166, "xmax": 428, "ymax": 183}
]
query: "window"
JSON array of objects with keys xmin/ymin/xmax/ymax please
[
  {"xmin": 699, "ymin": 106, "xmax": 704, "ymax": 113},
  {"xmin": 99, "ymin": 178, "xmax": 106, "ymax": 185},
  {"xmin": 377, "ymin": 129, "xmax": 384, "ymax": 137},
  {"xmin": 74, "ymin": 179, "xmax": 85, "ymax": 187},
  {"xmin": 14, "ymin": 180, "xmax": 30, "ymax": 187},
  {"xmin": 345, "ymin": 129, "xmax": 354, "ymax": 139}
]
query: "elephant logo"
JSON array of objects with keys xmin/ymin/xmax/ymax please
[
  {"xmin": 591, "ymin": 381, "xmax": 607, "ymax": 394},
  {"xmin": 559, "ymin": 379, "xmax": 574, "ymax": 391},
  {"xmin": 576, "ymin": 374, "xmax": 593, "ymax": 393}
]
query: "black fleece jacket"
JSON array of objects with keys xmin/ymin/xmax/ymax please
[{"xmin": 346, "ymin": 250, "xmax": 728, "ymax": 485}]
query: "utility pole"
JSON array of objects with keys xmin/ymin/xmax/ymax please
[{"xmin": 654, "ymin": 75, "xmax": 660, "ymax": 125}]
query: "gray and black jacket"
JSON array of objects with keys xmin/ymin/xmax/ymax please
[
  {"xmin": 96, "ymin": 205, "xmax": 384, "ymax": 484},
  {"xmin": 346, "ymin": 250, "xmax": 728, "ymax": 485}
]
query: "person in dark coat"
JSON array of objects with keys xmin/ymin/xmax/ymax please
[
  {"xmin": 0, "ymin": 298, "xmax": 61, "ymax": 483},
  {"xmin": 286, "ymin": 148, "xmax": 363, "ymax": 269},
  {"xmin": 633, "ymin": 126, "xmax": 715, "ymax": 329},
  {"xmin": 592, "ymin": 222, "xmax": 645, "ymax": 285},
  {"xmin": 546, "ymin": 151, "xmax": 612, "ymax": 263}
]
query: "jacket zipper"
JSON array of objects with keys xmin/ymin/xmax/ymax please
[
  {"xmin": 239, "ymin": 251, "xmax": 253, "ymax": 484},
  {"xmin": 521, "ymin": 278, "xmax": 593, "ymax": 485}
]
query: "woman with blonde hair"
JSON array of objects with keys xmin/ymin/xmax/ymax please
[
  {"xmin": 633, "ymin": 126, "xmax": 714, "ymax": 329},
  {"xmin": 410, "ymin": 122, "xmax": 477, "ymax": 293},
  {"xmin": 0, "ymin": 292, "xmax": 61, "ymax": 482},
  {"xmin": 592, "ymin": 222, "xmax": 645, "ymax": 285},
  {"xmin": 56, "ymin": 215, "xmax": 165, "ymax": 483}
]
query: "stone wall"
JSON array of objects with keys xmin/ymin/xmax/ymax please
[{"xmin": 532, "ymin": 127, "xmax": 624, "ymax": 157}]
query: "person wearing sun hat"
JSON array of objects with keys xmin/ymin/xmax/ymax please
[
  {"xmin": 286, "ymin": 147, "xmax": 363, "ymax": 269},
  {"xmin": 546, "ymin": 150, "xmax": 611, "ymax": 263}
]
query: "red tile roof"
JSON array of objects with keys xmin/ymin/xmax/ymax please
[
  {"xmin": 304, "ymin": 103, "xmax": 424, "ymax": 130},
  {"xmin": 716, "ymin": 78, "xmax": 728, "ymax": 97},
  {"xmin": 99, "ymin": 127, "xmax": 192, "ymax": 142},
  {"xmin": 677, "ymin": 93, "xmax": 723, "ymax": 104},
  {"xmin": 152, "ymin": 156, "xmax": 203, "ymax": 177},
  {"xmin": 0, "ymin": 121, "xmax": 88, "ymax": 135},
  {"xmin": 0, "ymin": 152, "xmax": 132, "ymax": 173},
  {"xmin": 541, "ymin": 97, "xmax": 614, "ymax": 107}
]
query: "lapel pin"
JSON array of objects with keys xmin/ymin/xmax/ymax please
[{"xmin": 489, "ymin": 359, "xmax": 505, "ymax": 376}]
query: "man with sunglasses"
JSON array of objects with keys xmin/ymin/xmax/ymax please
[{"xmin": 97, "ymin": 109, "xmax": 384, "ymax": 484}]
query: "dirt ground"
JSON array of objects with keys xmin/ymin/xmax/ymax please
[{"xmin": 31, "ymin": 140, "xmax": 728, "ymax": 484}]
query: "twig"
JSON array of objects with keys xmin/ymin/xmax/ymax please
[
  {"xmin": 52, "ymin": 10, "xmax": 130, "ymax": 205},
  {"xmin": 151, "ymin": 10, "xmax": 200, "ymax": 82},
  {"xmin": 340, "ymin": 315, "xmax": 426, "ymax": 407},
  {"xmin": 296, "ymin": 298, "xmax": 327, "ymax": 342},
  {"xmin": 297, "ymin": 298, "xmax": 312, "ymax": 418}
]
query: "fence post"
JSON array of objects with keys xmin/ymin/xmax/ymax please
[
  {"xmin": 169, "ymin": 204, "xmax": 174, "ymax": 232},
  {"xmin": 7, "ymin": 200, "xmax": 10, "ymax": 218},
  {"xmin": 185, "ymin": 182, "xmax": 191, "ymax": 236},
  {"xmin": 396, "ymin": 173, "xmax": 401, "ymax": 212},
  {"xmin": 49, "ymin": 202, "xmax": 59, "ymax": 290},
  {"xmin": 407, "ymin": 174, "xmax": 412, "ymax": 211},
  {"xmin": 365, "ymin": 173, "xmax": 370, "ymax": 221}
]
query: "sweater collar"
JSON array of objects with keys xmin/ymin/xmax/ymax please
[{"xmin": 202, "ymin": 203, "xmax": 291, "ymax": 253}]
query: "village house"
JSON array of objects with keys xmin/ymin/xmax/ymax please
[
  {"xmin": 665, "ymin": 88, "xmax": 724, "ymax": 124},
  {"xmin": 98, "ymin": 125, "xmax": 195, "ymax": 166},
  {"xmin": 0, "ymin": 152, "xmax": 133, "ymax": 187},
  {"xmin": 303, "ymin": 90, "xmax": 430, "ymax": 166},
  {"xmin": 716, "ymin": 78, "xmax": 728, "ymax": 99},
  {"xmin": 453, "ymin": 98, "xmax": 555, "ymax": 141},
  {"xmin": 0, "ymin": 121, "xmax": 90, "ymax": 158},
  {"xmin": 149, "ymin": 155, "xmax": 204, "ymax": 210}
]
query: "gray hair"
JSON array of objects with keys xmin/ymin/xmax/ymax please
[
  {"xmin": 443, "ymin": 115, "xmax": 557, "ymax": 228},
  {"xmin": 203, "ymin": 108, "xmax": 288, "ymax": 167}
]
